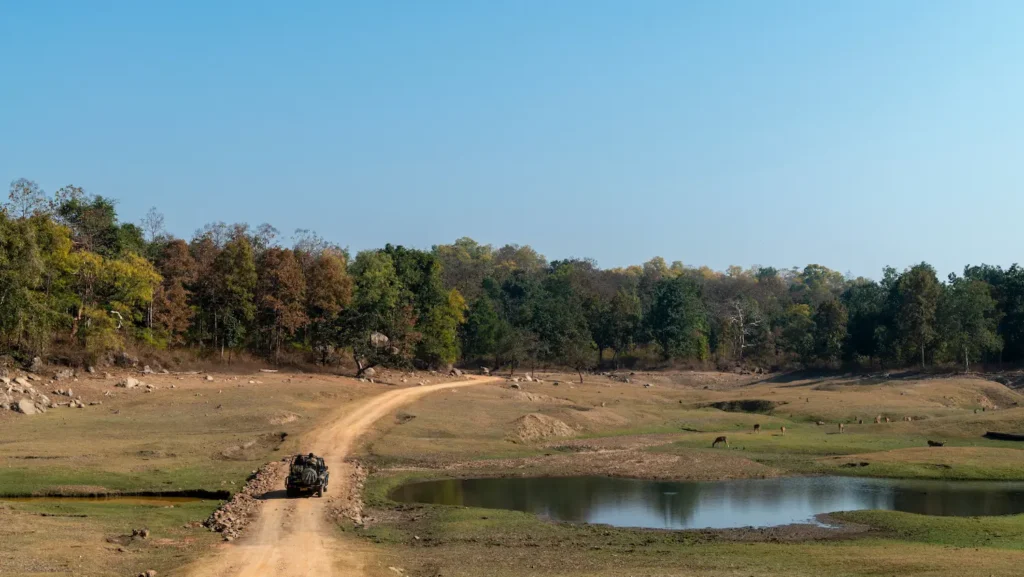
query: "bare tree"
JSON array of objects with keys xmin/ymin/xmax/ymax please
[
  {"xmin": 141, "ymin": 207, "xmax": 166, "ymax": 242},
  {"xmin": 6, "ymin": 179, "xmax": 47, "ymax": 218}
]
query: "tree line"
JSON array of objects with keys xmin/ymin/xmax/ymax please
[{"xmin": 1, "ymin": 178, "xmax": 1015, "ymax": 375}]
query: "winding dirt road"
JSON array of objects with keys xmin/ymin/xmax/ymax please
[{"xmin": 181, "ymin": 376, "xmax": 494, "ymax": 577}]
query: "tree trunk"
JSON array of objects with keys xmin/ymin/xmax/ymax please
[
  {"xmin": 920, "ymin": 342, "xmax": 925, "ymax": 368},
  {"xmin": 578, "ymin": 369, "xmax": 584, "ymax": 383},
  {"xmin": 596, "ymin": 346, "xmax": 603, "ymax": 370},
  {"xmin": 964, "ymin": 344, "xmax": 969, "ymax": 373}
]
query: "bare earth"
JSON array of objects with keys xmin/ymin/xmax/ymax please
[{"xmin": 178, "ymin": 376, "xmax": 495, "ymax": 577}]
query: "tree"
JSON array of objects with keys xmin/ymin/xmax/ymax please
[
  {"xmin": 841, "ymin": 280, "xmax": 885, "ymax": 365},
  {"xmin": 0, "ymin": 214, "xmax": 44, "ymax": 350},
  {"xmin": 6, "ymin": 179, "xmax": 48, "ymax": 218},
  {"xmin": 896, "ymin": 263, "xmax": 942, "ymax": 367},
  {"xmin": 648, "ymin": 277, "xmax": 709, "ymax": 361},
  {"xmin": 461, "ymin": 294, "xmax": 502, "ymax": 365},
  {"xmin": 341, "ymin": 250, "xmax": 415, "ymax": 375},
  {"xmin": 561, "ymin": 331, "xmax": 597, "ymax": 383},
  {"xmin": 812, "ymin": 299, "xmax": 848, "ymax": 364},
  {"xmin": 304, "ymin": 250, "xmax": 352, "ymax": 364},
  {"xmin": 212, "ymin": 235, "xmax": 258, "ymax": 357},
  {"xmin": 779, "ymin": 304, "xmax": 815, "ymax": 363},
  {"xmin": 153, "ymin": 239, "xmax": 197, "ymax": 345},
  {"xmin": 255, "ymin": 248, "xmax": 307, "ymax": 359},
  {"xmin": 141, "ymin": 207, "xmax": 166, "ymax": 242},
  {"xmin": 940, "ymin": 276, "xmax": 1002, "ymax": 372},
  {"xmin": 416, "ymin": 288, "xmax": 467, "ymax": 367}
]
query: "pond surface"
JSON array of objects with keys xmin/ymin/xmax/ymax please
[{"xmin": 390, "ymin": 476, "xmax": 1024, "ymax": 530}]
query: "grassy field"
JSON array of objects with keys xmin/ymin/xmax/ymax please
[
  {"xmin": 5, "ymin": 368, "xmax": 1024, "ymax": 576},
  {"xmin": 355, "ymin": 370, "xmax": 1024, "ymax": 576},
  {"xmin": 0, "ymin": 368, "xmax": 388, "ymax": 576}
]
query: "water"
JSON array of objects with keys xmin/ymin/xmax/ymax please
[
  {"xmin": 1, "ymin": 495, "xmax": 205, "ymax": 506},
  {"xmin": 389, "ymin": 476, "xmax": 1024, "ymax": 530}
]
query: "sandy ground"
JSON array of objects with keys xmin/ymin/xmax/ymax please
[{"xmin": 176, "ymin": 375, "xmax": 498, "ymax": 577}]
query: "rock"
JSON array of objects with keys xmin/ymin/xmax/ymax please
[
  {"xmin": 86, "ymin": 366, "xmax": 96, "ymax": 374},
  {"xmin": 523, "ymin": 375, "xmax": 533, "ymax": 382},
  {"xmin": 363, "ymin": 367, "xmax": 376, "ymax": 378},
  {"xmin": 28, "ymin": 357, "xmax": 44, "ymax": 373},
  {"xmin": 16, "ymin": 398, "xmax": 38, "ymax": 415},
  {"xmin": 114, "ymin": 351, "xmax": 139, "ymax": 368},
  {"xmin": 480, "ymin": 367, "xmax": 490, "ymax": 376},
  {"xmin": 510, "ymin": 383, "xmax": 521, "ymax": 390},
  {"xmin": 643, "ymin": 383, "xmax": 652, "ymax": 388},
  {"xmin": 205, "ymin": 375, "xmax": 214, "ymax": 381},
  {"xmin": 14, "ymin": 376, "xmax": 29, "ymax": 387},
  {"xmin": 417, "ymin": 382, "xmax": 425, "ymax": 386},
  {"xmin": 369, "ymin": 332, "xmax": 390, "ymax": 347},
  {"xmin": 142, "ymin": 365, "xmax": 154, "ymax": 374},
  {"xmin": 53, "ymin": 368, "xmax": 74, "ymax": 380},
  {"xmin": 118, "ymin": 377, "xmax": 140, "ymax": 389},
  {"xmin": 139, "ymin": 571, "xmax": 157, "ymax": 577},
  {"xmin": 248, "ymin": 380, "xmax": 256, "ymax": 384},
  {"xmin": 450, "ymin": 368, "xmax": 463, "ymax": 377}
]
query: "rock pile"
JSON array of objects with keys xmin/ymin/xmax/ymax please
[
  {"xmin": 329, "ymin": 461, "xmax": 367, "ymax": 526},
  {"xmin": 203, "ymin": 460, "xmax": 286, "ymax": 541},
  {"xmin": 1, "ymin": 374, "xmax": 52, "ymax": 415}
]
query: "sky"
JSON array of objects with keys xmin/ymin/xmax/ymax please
[{"xmin": 3, "ymin": 0, "xmax": 1024, "ymax": 279}]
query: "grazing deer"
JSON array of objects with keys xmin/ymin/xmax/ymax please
[
  {"xmin": 874, "ymin": 415, "xmax": 881, "ymax": 424},
  {"xmin": 712, "ymin": 436, "xmax": 729, "ymax": 448},
  {"xmin": 780, "ymin": 426, "xmax": 786, "ymax": 436},
  {"xmin": 753, "ymin": 423, "xmax": 761, "ymax": 433},
  {"xmin": 816, "ymin": 420, "xmax": 826, "ymax": 426},
  {"xmin": 885, "ymin": 417, "xmax": 891, "ymax": 423},
  {"xmin": 927, "ymin": 440, "xmax": 945, "ymax": 447},
  {"xmin": 904, "ymin": 416, "xmax": 912, "ymax": 422},
  {"xmin": 838, "ymin": 423, "xmax": 844, "ymax": 434},
  {"xmin": 858, "ymin": 419, "xmax": 863, "ymax": 425}
]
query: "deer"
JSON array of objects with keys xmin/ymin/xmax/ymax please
[
  {"xmin": 927, "ymin": 440, "xmax": 945, "ymax": 447},
  {"xmin": 712, "ymin": 436, "xmax": 729, "ymax": 448},
  {"xmin": 838, "ymin": 423, "xmax": 845, "ymax": 434},
  {"xmin": 874, "ymin": 415, "xmax": 881, "ymax": 424},
  {"xmin": 780, "ymin": 426, "xmax": 786, "ymax": 436},
  {"xmin": 753, "ymin": 424, "xmax": 761, "ymax": 434}
]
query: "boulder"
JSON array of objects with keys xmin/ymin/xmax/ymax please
[
  {"xmin": 510, "ymin": 383, "xmax": 522, "ymax": 390},
  {"xmin": 117, "ymin": 377, "xmax": 140, "ymax": 389},
  {"xmin": 523, "ymin": 375, "xmax": 533, "ymax": 382},
  {"xmin": 142, "ymin": 365, "xmax": 154, "ymax": 374},
  {"xmin": 114, "ymin": 351, "xmax": 139, "ymax": 368},
  {"xmin": 205, "ymin": 375, "xmax": 214, "ymax": 381},
  {"xmin": 480, "ymin": 367, "xmax": 490, "ymax": 376},
  {"xmin": 16, "ymin": 398, "xmax": 39, "ymax": 415},
  {"xmin": 53, "ymin": 368, "xmax": 74, "ymax": 381},
  {"xmin": 14, "ymin": 377, "xmax": 30, "ymax": 387},
  {"xmin": 450, "ymin": 368, "xmax": 463, "ymax": 377},
  {"xmin": 362, "ymin": 367, "xmax": 376, "ymax": 378},
  {"xmin": 28, "ymin": 357, "xmax": 44, "ymax": 373},
  {"xmin": 86, "ymin": 366, "xmax": 96, "ymax": 374}
]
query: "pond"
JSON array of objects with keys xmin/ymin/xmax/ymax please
[{"xmin": 389, "ymin": 475, "xmax": 1024, "ymax": 530}]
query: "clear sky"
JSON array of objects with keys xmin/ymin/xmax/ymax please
[{"xmin": 3, "ymin": 1, "xmax": 1023, "ymax": 278}]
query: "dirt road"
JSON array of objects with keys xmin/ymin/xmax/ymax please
[{"xmin": 180, "ymin": 376, "xmax": 494, "ymax": 577}]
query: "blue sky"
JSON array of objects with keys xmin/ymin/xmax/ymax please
[{"xmin": 2, "ymin": 1, "xmax": 1023, "ymax": 278}]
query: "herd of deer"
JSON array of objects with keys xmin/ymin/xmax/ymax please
[{"xmin": 710, "ymin": 414, "xmax": 943, "ymax": 449}]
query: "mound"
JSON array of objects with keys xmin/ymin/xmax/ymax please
[{"xmin": 508, "ymin": 413, "xmax": 575, "ymax": 443}]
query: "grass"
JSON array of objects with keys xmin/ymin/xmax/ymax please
[
  {"xmin": 354, "ymin": 370, "xmax": 1024, "ymax": 576},
  {"xmin": 0, "ymin": 498, "xmax": 222, "ymax": 577}
]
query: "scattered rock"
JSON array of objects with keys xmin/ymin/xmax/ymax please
[
  {"xmin": 450, "ymin": 368, "xmax": 463, "ymax": 377},
  {"xmin": 205, "ymin": 375, "xmax": 214, "ymax": 381},
  {"xmin": 142, "ymin": 365, "xmax": 154, "ymax": 374},
  {"xmin": 510, "ymin": 383, "xmax": 522, "ymax": 390},
  {"xmin": 28, "ymin": 357, "xmax": 44, "ymax": 373},
  {"xmin": 132, "ymin": 528, "xmax": 150, "ymax": 539},
  {"xmin": 480, "ymin": 367, "xmax": 490, "ymax": 376},
  {"xmin": 523, "ymin": 374, "xmax": 533, "ymax": 382},
  {"xmin": 53, "ymin": 368, "xmax": 74, "ymax": 381},
  {"xmin": 204, "ymin": 461, "xmax": 287, "ymax": 540},
  {"xmin": 86, "ymin": 366, "xmax": 96, "ymax": 374},
  {"xmin": 362, "ymin": 367, "xmax": 377, "ymax": 378}
]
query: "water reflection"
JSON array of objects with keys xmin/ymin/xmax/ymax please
[{"xmin": 389, "ymin": 476, "xmax": 1024, "ymax": 530}]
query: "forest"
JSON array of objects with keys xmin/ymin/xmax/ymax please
[{"xmin": 1, "ymin": 178, "xmax": 1017, "ymax": 375}]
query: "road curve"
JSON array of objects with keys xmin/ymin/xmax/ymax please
[{"xmin": 180, "ymin": 376, "xmax": 495, "ymax": 577}]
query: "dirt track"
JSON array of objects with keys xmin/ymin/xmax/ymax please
[{"xmin": 180, "ymin": 376, "xmax": 494, "ymax": 577}]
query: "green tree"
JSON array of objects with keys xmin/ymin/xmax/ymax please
[
  {"xmin": 896, "ymin": 263, "xmax": 942, "ymax": 367},
  {"xmin": 212, "ymin": 235, "xmax": 257, "ymax": 357},
  {"xmin": 648, "ymin": 277, "xmax": 708, "ymax": 361},
  {"xmin": 341, "ymin": 250, "xmax": 415, "ymax": 375},
  {"xmin": 780, "ymin": 304, "xmax": 815, "ymax": 363},
  {"xmin": 461, "ymin": 294, "xmax": 502, "ymax": 365},
  {"xmin": 417, "ymin": 289, "xmax": 467, "ymax": 367},
  {"xmin": 812, "ymin": 298, "xmax": 848, "ymax": 364},
  {"xmin": 153, "ymin": 239, "xmax": 197, "ymax": 345},
  {"xmin": 940, "ymin": 276, "xmax": 1002, "ymax": 372}
]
